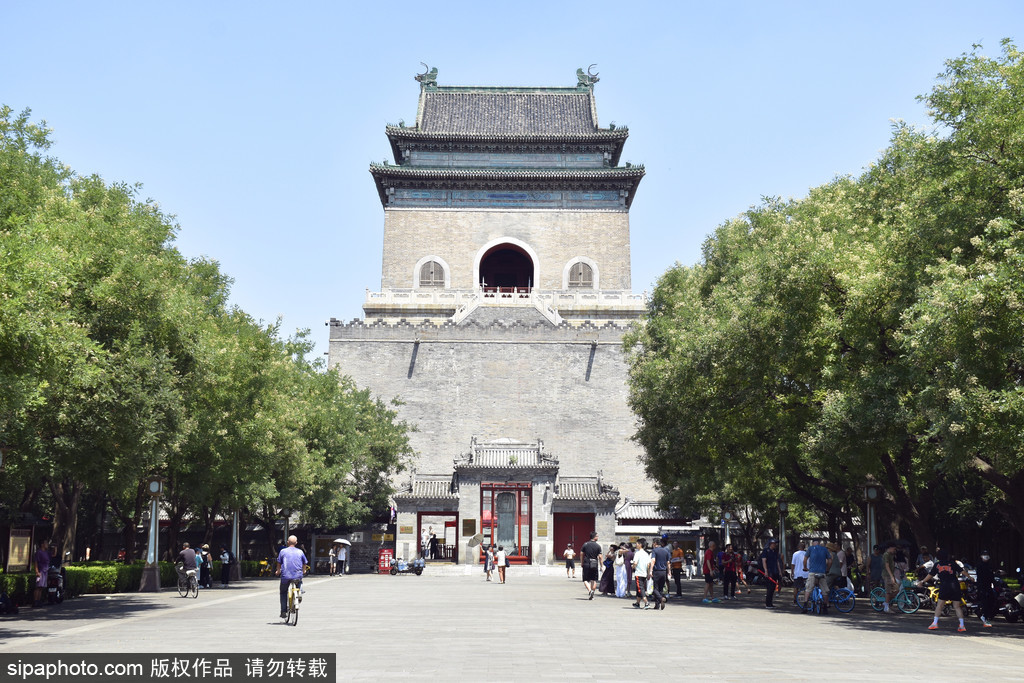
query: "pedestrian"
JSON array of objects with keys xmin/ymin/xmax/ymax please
[
  {"xmin": 721, "ymin": 543, "xmax": 738, "ymax": 600},
  {"xmin": 631, "ymin": 539, "xmax": 652, "ymax": 610},
  {"xmin": 614, "ymin": 545, "xmax": 628, "ymax": 597},
  {"xmin": 33, "ymin": 539, "xmax": 50, "ymax": 608},
  {"xmin": 975, "ymin": 550, "xmax": 996, "ymax": 628},
  {"xmin": 563, "ymin": 543, "xmax": 576, "ymax": 579},
  {"xmin": 826, "ymin": 543, "xmax": 843, "ymax": 592},
  {"xmin": 275, "ymin": 535, "xmax": 307, "ymax": 619},
  {"xmin": 649, "ymin": 538, "xmax": 671, "ymax": 610},
  {"xmin": 496, "ymin": 545, "xmax": 508, "ymax": 584},
  {"xmin": 483, "ymin": 544, "xmax": 494, "ymax": 581},
  {"xmin": 915, "ymin": 545, "xmax": 931, "ymax": 570},
  {"xmin": 867, "ymin": 544, "xmax": 883, "ymax": 590},
  {"xmin": 421, "ymin": 526, "xmax": 431, "ymax": 559},
  {"xmin": 702, "ymin": 540, "xmax": 720, "ymax": 604},
  {"xmin": 919, "ymin": 549, "xmax": 968, "ymax": 632},
  {"xmin": 835, "ymin": 544, "xmax": 849, "ymax": 588},
  {"xmin": 599, "ymin": 544, "xmax": 617, "ymax": 595},
  {"xmin": 684, "ymin": 549, "xmax": 695, "ymax": 580},
  {"xmin": 736, "ymin": 548, "xmax": 751, "ymax": 595},
  {"xmin": 670, "ymin": 541, "xmax": 685, "ymax": 597},
  {"xmin": 328, "ymin": 544, "xmax": 337, "ymax": 576},
  {"xmin": 623, "ymin": 541, "xmax": 635, "ymax": 597},
  {"xmin": 881, "ymin": 541, "xmax": 900, "ymax": 614},
  {"xmin": 791, "ymin": 541, "xmax": 808, "ymax": 604},
  {"xmin": 429, "ymin": 532, "xmax": 439, "ymax": 560},
  {"xmin": 336, "ymin": 543, "xmax": 347, "ymax": 576},
  {"xmin": 801, "ymin": 539, "xmax": 832, "ymax": 613},
  {"xmin": 761, "ymin": 539, "xmax": 782, "ymax": 608},
  {"xmin": 199, "ymin": 544, "xmax": 213, "ymax": 588},
  {"xmin": 580, "ymin": 531, "xmax": 603, "ymax": 600},
  {"xmin": 219, "ymin": 545, "xmax": 233, "ymax": 587}
]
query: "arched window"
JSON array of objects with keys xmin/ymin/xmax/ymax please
[
  {"xmin": 568, "ymin": 261, "xmax": 594, "ymax": 288},
  {"xmin": 419, "ymin": 260, "xmax": 445, "ymax": 287}
]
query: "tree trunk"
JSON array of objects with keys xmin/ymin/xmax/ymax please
[
  {"xmin": 109, "ymin": 482, "xmax": 146, "ymax": 560},
  {"xmin": 47, "ymin": 477, "xmax": 84, "ymax": 563},
  {"xmin": 973, "ymin": 456, "xmax": 1024, "ymax": 542},
  {"xmin": 878, "ymin": 448, "xmax": 935, "ymax": 549}
]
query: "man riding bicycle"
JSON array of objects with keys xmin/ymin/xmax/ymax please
[
  {"xmin": 276, "ymin": 535, "xmax": 307, "ymax": 619},
  {"xmin": 176, "ymin": 542, "xmax": 198, "ymax": 576}
]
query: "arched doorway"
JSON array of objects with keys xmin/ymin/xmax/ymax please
[{"xmin": 479, "ymin": 243, "xmax": 534, "ymax": 291}]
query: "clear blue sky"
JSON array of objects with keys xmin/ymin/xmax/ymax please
[{"xmin": 3, "ymin": 1, "xmax": 1020, "ymax": 358}]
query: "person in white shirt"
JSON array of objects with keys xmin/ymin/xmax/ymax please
[
  {"xmin": 631, "ymin": 539, "xmax": 653, "ymax": 610},
  {"xmin": 328, "ymin": 545, "xmax": 337, "ymax": 576},
  {"xmin": 563, "ymin": 543, "xmax": 576, "ymax": 579},
  {"xmin": 496, "ymin": 546, "xmax": 508, "ymax": 584},
  {"xmin": 791, "ymin": 541, "xmax": 809, "ymax": 603},
  {"xmin": 336, "ymin": 544, "xmax": 347, "ymax": 576}
]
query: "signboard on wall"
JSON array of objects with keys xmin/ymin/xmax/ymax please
[
  {"xmin": 371, "ymin": 533, "xmax": 394, "ymax": 542},
  {"xmin": 399, "ymin": 525, "xmax": 414, "ymax": 536},
  {"xmin": 462, "ymin": 519, "xmax": 476, "ymax": 536},
  {"xmin": 536, "ymin": 521, "xmax": 548, "ymax": 537},
  {"xmin": 7, "ymin": 528, "xmax": 32, "ymax": 573}
]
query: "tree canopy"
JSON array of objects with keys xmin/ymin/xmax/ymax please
[
  {"xmin": 626, "ymin": 41, "xmax": 1024, "ymax": 550},
  {"xmin": 0, "ymin": 105, "xmax": 412, "ymax": 558}
]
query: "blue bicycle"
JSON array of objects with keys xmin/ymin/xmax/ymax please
[{"xmin": 796, "ymin": 583, "xmax": 855, "ymax": 613}]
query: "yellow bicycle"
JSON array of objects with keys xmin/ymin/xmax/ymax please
[{"xmin": 284, "ymin": 579, "xmax": 301, "ymax": 626}]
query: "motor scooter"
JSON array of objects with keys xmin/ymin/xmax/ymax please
[{"xmin": 47, "ymin": 566, "xmax": 65, "ymax": 604}]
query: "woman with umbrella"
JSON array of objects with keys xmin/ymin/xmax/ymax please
[{"xmin": 333, "ymin": 539, "xmax": 351, "ymax": 576}]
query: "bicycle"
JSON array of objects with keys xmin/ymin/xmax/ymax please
[
  {"xmin": 284, "ymin": 579, "xmax": 301, "ymax": 626},
  {"xmin": 176, "ymin": 565, "xmax": 199, "ymax": 599},
  {"xmin": 919, "ymin": 583, "xmax": 969, "ymax": 616},
  {"xmin": 870, "ymin": 584, "xmax": 920, "ymax": 613},
  {"xmin": 258, "ymin": 558, "xmax": 274, "ymax": 577},
  {"xmin": 796, "ymin": 583, "xmax": 856, "ymax": 613}
]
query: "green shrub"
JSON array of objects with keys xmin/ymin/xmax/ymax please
[
  {"xmin": 63, "ymin": 567, "xmax": 91, "ymax": 598},
  {"xmin": 1, "ymin": 573, "xmax": 34, "ymax": 604}
]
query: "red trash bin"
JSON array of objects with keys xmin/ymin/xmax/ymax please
[{"xmin": 378, "ymin": 548, "xmax": 394, "ymax": 574}]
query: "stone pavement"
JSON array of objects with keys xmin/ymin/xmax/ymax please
[{"xmin": 1, "ymin": 571, "xmax": 1022, "ymax": 680}]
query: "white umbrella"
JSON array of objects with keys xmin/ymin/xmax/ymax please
[
  {"xmin": 333, "ymin": 539, "xmax": 352, "ymax": 546},
  {"xmin": 467, "ymin": 533, "xmax": 484, "ymax": 548}
]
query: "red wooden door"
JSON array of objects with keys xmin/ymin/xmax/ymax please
[{"xmin": 553, "ymin": 513, "xmax": 595, "ymax": 563}]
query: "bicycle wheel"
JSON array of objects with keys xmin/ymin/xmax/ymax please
[
  {"xmin": 177, "ymin": 577, "xmax": 188, "ymax": 598},
  {"xmin": 869, "ymin": 587, "xmax": 886, "ymax": 612},
  {"xmin": 896, "ymin": 589, "xmax": 920, "ymax": 614},
  {"xmin": 287, "ymin": 587, "xmax": 299, "ymax": 626},
  {"xmin": 189, "ymin": 577, "xmax": 199, "ymax": 599},
  {"xmin": 833, "ymin": 588, "xmax": 855, "ymax": 613}
]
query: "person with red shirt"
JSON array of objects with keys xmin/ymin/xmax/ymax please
[{"xmin": 702, "ymin": 540, "xmax": 721, "ymax": 604}]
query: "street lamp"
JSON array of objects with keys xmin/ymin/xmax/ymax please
[
  {"xmin": 778, "ymin": 500, "xmax": 789, "ymax": 564},
  {"xmin": 139, "ymin": 475, "xmax": 165, "ymax": 592},
  {"xmin": 864, "ymin": 484, "xmax": 881, "ymax": 562},
  {"xmin": 722, "ymin": 510, "xmax": 733, "ymax": 547}
]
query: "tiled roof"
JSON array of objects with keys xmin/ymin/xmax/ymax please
[
  {"xmin": 385, "ymin": 126, "xmax": 628, "ymax": 143},
  {"xmin": 419, "ymin": 89, "xmax": 597, "ymax": 136},
  {"xmin": 454, "ymin": 438, "xmax": 558, "ymax": 470},
  {"xmin": 393, "ymin": 478, "xmax": 457, "ymax": 500},
  {"xmin": 616, "ymin": 501, "xmax": 681, "ymax": 520},
  {"xmin": 555, "ymin": 477, "xmax": 619, "ymax": 501},
  {"xmin": 369, "ymin": 164, "xmax": 645, "ymax": 180}
]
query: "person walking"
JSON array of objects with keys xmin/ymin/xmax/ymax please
[
  {"xmin": 791, "ymin": 541, "xmax": 808, "ymax": 604},
  {"xmin": 919, "ymin": 550, "xmax": 969, "ymax": 632},
  {"xmin": 483, "ymin": 544, "xmax": 495, "ymax": 582},
  {"xmin": 761, "ymin": 539, "xmax": 783, "ymax": 608},
  {"xmin": 684, "ymin": 549, "xmax": 695, "ymax": 580},
  {"xmin": 702, "ymin": 540, "xmax": 720, "ymax": 604},
  {"xmin": 33, "ymin": 539, "xmax": 50, "ymax": 608},
  {"xmin": 599, "ymin": 544, "xmax": 617, "ymax": 595},
  {"xmin": 631, "ymin": 539, "xmax": 652, "ymax": 610},
  {"xmin": 623, "ymin": 541, "xmax": 635, "ymax": 598},
  {"xmin": 328, "ymin": 544, "xmax": 337, "ymax": 576},
  {"xmin": 650, "ymin": 538, "xmax": 671, "ymax": 610},
  {"xmin": 614, "ymin": 545, "xmax": 628, "ymax": 598},
  {"xmin": 670, "ymin": 541, "xmax": 685, "ymax": 597},
  {"xmin": 581, "ymin": 532, "xmax": 603, "ymax": 599},
  {"xmin": 721, "ymin": 543, "xmax": 738, "ymax": 600},
  {"xmin": 975, "ymin": 550, "xmax": 996, "ymax": 628},
  {"xmin": 881, "ymin": 541, "xmax": 900, "ymax": 614},
  {"xmin": 219, "ymin": 545, "xmax": 232, "ymax": 587},
  {"xmin": 275, "ymin": 535, "xmax": 307, "ymax": 619},
  {"xmin": 563, "ymin": 543, "xmax": 576, "ymax": 579},
  {"xmin": 198, "ymin": 544, "xmax": 213, "ymax": 589},
  {"xmin": 496, "ymin": 545, "xmax": 508, "ymax": 584},
  {"xmin": 336, "ymin": 543, "xmax": 347, "ymax": 576}
]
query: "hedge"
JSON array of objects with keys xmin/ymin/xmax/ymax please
[{"xmin": 1, "ymin": 559, "xmax": 263, "ymax": 605}]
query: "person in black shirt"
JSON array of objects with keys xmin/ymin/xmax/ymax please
[
  {"xmin": 580, "ymin": 531, "xmax": 604, "ymax": 600},
  {"xmin": 761, "ymin": 539, "xmax": 782, "ymax": 608},
  {"xmin": 918, "ymin": 549, "xmax": 968, "ymax": 632},
  {"xmin": 975, "ymin": 550, "xmax": 996, "ymax": 628}
]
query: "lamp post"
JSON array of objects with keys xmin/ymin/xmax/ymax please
[
  {"xmin": 230, "ymin": 509, "xmax": 242, "ymax": 582},
  {"xmin": 722, "ymin": 510, "xmax": 733, "ymax": 547},
  {"xmin": 778, "ymin": 500, "xmax": 789, "ymax": 564},
  {"xmin": 139, "ymin": 476, "xmax": 165, "ymax": 592},
  {"xmin": 864, "ymin": 484, "xmax": 881, "ymax": 561}
]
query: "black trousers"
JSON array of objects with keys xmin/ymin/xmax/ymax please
[
  {"xmin": 723, "ymin": 570, "xmax": 737, "ymax": 597},
  {"xmin": 652, "ymin": 570, "xmax": 668, "ymax": 604},
  {"xmin": 765, "ymin": 575, "xmax": 780, "ymax": 606},
  {"xmin": 671, "ymin": 567, "xmax": 683, "ymax": 595},
  {"xmin": 280, "ymin": 578, "xmax": 301, "ymax": 614}
]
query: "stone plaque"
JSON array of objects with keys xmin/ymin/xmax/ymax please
[
  {"xmin": 536, "ymin": 521, "xmax": 548, "ymax": 537},
  {"xmin": 372, "ymin": 533, "xmax": 394, "ymax": 542},
  {"xmin": 399, "ymin": 525, "xmax": 414, "ymax": 536},
  {"xmin": 462, "ymin": 519, "xmax": 477, "ymax": 536}
]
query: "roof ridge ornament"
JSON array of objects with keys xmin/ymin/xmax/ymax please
[
  {"xmin": 576, "ymin": 64, "xmax": 599, "ymax": 89},
  {"xmin": 415, "ymin": 63, "xmax": 438, "ymax": 89}
]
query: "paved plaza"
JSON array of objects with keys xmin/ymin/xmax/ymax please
[{"xmin": 1, "ymin": 570, "xmax": 1022, "ymax": 680}]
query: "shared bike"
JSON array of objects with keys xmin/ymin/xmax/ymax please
[
  {"xmin": 869, "ymin": 584, "xmax": 920, "ymax": 613},
  {"xmin": 796, "ymin": 582, "xmax": 855, "ymax": 613},
  {"xmin": 283, "ymin": 579, "xmax": 302, "ymax": 626}
]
